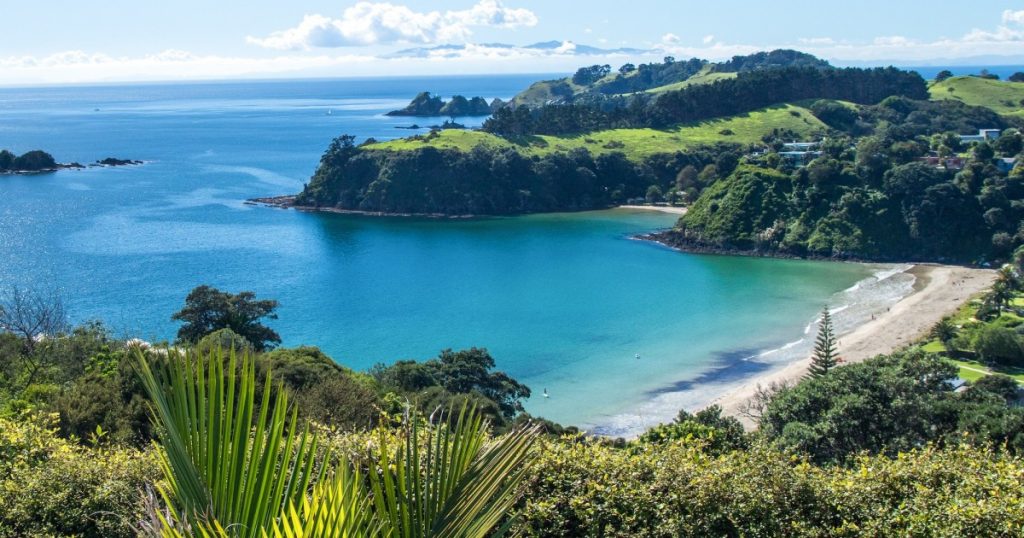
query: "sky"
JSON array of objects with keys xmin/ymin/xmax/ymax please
[{"xmin": 2, "ymin": 0, "xmax": 1024, "ymax": 85}]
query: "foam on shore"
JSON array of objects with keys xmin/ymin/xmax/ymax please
[{"xmin": 586, "ymin": 263, "xmax": 916, "ymax": 438}]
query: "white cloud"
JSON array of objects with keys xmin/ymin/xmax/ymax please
[
  {"xmin": 1002, "ymin": 9, "xmax": 1024, "ymax": 25},
  {"xmin": 8, "ymin": 8, "xmax": 1024, "ymax": 86},
  {"xmin": 799, "ymin": 37, "xmax": 836, "ymax": 45},
  {"xmin": 702, "ymin": 34, "xmax": 715, "ymax": 44},
  {"xmin": 872, "ymin": 35, "xmax": 913, "ymax": 46},
  {"xmin": 247, "ymin": 0, "xmax": 537, "ymax": 50}
]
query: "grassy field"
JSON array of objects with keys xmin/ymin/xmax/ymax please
[
  {"xmin": 643, "ymin": 69, "xmax": 736, "ymax": 94},
  {"xmin": 929, "ymin": 76, "xmax": 1024, "ymax": 117},
  {"xmin": 368, "ymin": 104, "xmax": 827, "ymax": 160}
]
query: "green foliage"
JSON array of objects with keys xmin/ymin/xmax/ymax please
[
  {"xmin": 930, "ymin": 316, "xmax": 957, "ymax": 343},
  {"xmin": 0, "ymin": 149, "xmax": 57, "ymax": 172},
  {"xmin": 762, "ymin": 350, "xmax": 959, "ymax": 462},
  {"xmin": 261, "ymin": 346, "xmax": 381, "ymax": 430},
  {"xmin": 674, "ymin": 165, "xmax": 793, "ymax": 250},
  {"xmin": 374, "ymin": 348, "xmax": 530, "ymax": 424},
  {"xmin": 808, "ymin": 307, "xmax": 837, "ymax": 377},
  {"xmin": 513, "ymin": 437, "xmax": 1024, "ymax": 536},
  {"xmin": 196, "ymin": 328, "xmax": 254, "ymax": 354},
  {"xmin": 136, "ymin": 347, "xmax": 540, "ymax": 537},
  {"xmin": 171, "ymin": 285, "xmax": 280, "ymax": 351},
  {"xmin": 386, "ymin": 92, "xmax": 495, "ymax": 118},
  {"xmin": 637, "ymin": 405, "xmax": 748, "ymax": 454},
  {"xmin": 669, "ymin": 117, "xmax": 1024, "ymax": 261},
  {"xmin": 136, "ymin": 347, "xmax": 323, "ymax": 536},
  {"xmin": 975, "ymin": 325, "xmax": 1024, "ymax": 366},
  {"xmin": 0, "ymin": 414, "xmax": 159, "ymax": 537}
]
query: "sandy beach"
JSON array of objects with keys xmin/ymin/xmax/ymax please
[
  {"xmin": 617, "ymin": 205, "xmax": 688, "ymax": 215},
  {"xmin": 711, "ymin": 264, "xmax": 997, "ymax": 428}
]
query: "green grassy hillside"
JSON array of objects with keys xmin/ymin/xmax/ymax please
[
  {"xmin": 929, "ymin": 76, "xmax": 1024, "ymax": 117},
  {"xmin": 368, "ymin": 104, "xmax": 827, "ymax": 160},
  {"xmin": 643, "ymin": 69, "xmax": 736, "ymax": 94}
]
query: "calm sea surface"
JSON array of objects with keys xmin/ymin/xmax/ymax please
[{"xmin": 0, "ymin": 75, "xmax": 889, "ymax": 433}]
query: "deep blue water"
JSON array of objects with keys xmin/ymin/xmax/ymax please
[{"xmin": 0, "ymin": 75, "xmax": 886, "ymax": 432}]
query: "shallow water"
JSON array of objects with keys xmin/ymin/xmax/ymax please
[{"xmin": 0, "ymin": 76, "xmax": 893, "ymax": 431}]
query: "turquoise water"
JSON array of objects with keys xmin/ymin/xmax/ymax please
[{"xmin": 0, "ymin": 76, "xmax": 880, "ymax": 432}]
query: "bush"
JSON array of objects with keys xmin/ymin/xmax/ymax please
[
  {"xmin": 512, "ymin": 437, "xmax": 1024, "ymax": 536},
  {"xmin": 975, "ymin": 325, "xmax": 1024, "ymax": 366},
  {"xmin": 0, "ymin": 415, "xmax": 159, "ymax": 537}
]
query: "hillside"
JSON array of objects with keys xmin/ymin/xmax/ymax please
[
  {"xmin": 510, "ymin": 49, "xmax": 826, "ymax": 107},
  {"xmin": 367, "ymin": 104, "xmax": 826, "ymax": 160},
  {"xmin": 643, "ymin": 67, "xmax": 737, "ymax": 94},
  {"xmin": 930, "ymin": 76, "xmax": 1024, "ymax": 117}
]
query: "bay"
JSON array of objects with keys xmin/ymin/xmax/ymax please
[{"xmin": 0, "ymin": 75, "xmax": 884, "ymax": 432}]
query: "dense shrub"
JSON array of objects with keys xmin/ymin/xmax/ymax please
[
  {"xmin": 0, "ymin": 415, "xmax": 159, "ymax": 538},
  {"xmin": 512, "ymin": 438, "xmax": 1024, "ymax": 537}
]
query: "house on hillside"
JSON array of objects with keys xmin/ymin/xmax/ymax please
[
  {"xmin": 781, "ymin": 141, "xmax": 820, "ymax": 151},
  {"xmin": 995, "ymin": 157, "xmax": 1018, "ymax": 174},
  {"xmin": 919, "ymin": 152, "xmax": 965, "ymax": 170},
  {"xmin": 959, "ymin": 129, "xmax": 1001, "ymax": 144},
  {"xmin": 779, "ymin": 150, "xmax": 822, "ymax": 167}
]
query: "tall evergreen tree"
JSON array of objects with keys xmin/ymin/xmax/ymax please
[{"xmin": 808, "ymin": 307, "xmax": 838, "ymax": 378}]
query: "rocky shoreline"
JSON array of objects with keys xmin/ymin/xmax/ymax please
[
  {"xmin": 244, "ymin": 196, "xmax": 479, "ymax": 219},
  {"xmin": 639, "ymin": 229, "xmax": 964, "ymax": 265},
  {"xmin": 1, "ymin": 157, "xmax": 143, "ymax": 175}
]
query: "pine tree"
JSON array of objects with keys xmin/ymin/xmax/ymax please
[{"xmin": 808, "ymin": 306, "xmax": 838, "ymax": 378}]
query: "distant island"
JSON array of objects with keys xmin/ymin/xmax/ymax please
[
  {"xmin": 386, "ymin": 92, "xmax": 504, "ymax": 117},
  {"xmin": 0, "ymin": 148, "xmax": 142, "ymax": 174}
]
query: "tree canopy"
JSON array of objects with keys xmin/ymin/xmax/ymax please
[{"xmin": 171, "ymin": 285, "xmax": 281, "ymax": 351}]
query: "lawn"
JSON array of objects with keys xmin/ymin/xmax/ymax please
[
  {"xmin": 946, "ymin": 357, "xmax": 1024, "ymax": 384},
  {"xmin": 929, "ymin": 76, "xmax": 1024, "ymax": 117},
  {"xmin": 367, "ymin": 104, "xmax": 827, "ymax": 161}
]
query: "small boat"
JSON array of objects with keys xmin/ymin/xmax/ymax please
[
  {"xmin": 327, "ymin": 109, "xmax": 333, "ymax": 116},
  {"xmin": 635, "ymin": 353, "xmax": 641, "ymax": 360},
  {"xmin": 542, "ymin": 389, "xmax": 549, "ymax": 398}
]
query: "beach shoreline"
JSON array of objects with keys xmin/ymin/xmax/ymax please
[
  {"xmin": 247, "ymin": 196, "xmax": 690, "ymax": 218},
  {"xmin": 616, "ymin": 205, "xmax": 688, "ymax": 215},
  {"xmin": 710, "ymin": 263, "xmax": 996, "ymax": 429}
]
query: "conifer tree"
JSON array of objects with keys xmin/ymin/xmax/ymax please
[{"xmin": 808, "ymin": 306, "xmax": 838, "ymax": 378}]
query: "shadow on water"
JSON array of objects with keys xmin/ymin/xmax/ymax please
[{"xmin": 645, "ymin": 347, "xmax": 773, "ymax": 396}]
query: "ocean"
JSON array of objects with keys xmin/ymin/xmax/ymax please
[{"xmin": 0, "ymin": 74, "xmax": 910, "ymax": 434}]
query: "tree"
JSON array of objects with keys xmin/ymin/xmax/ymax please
[
  {"xmin": 807, "ymin": 307, "xmax": 837, "ymax": 378},
  {"xmin": 935, "ymin": 70, "xmax": 954, "ymax": 82},
  {"xmin": 0, "ymin": 149, "xmax": 14, "ymax": 171},
  {"xmin": 618, "ymin": 63, "xmax": 636, "ymax": 75},
  {"xmin": 0, "ymin": 287, "xmax": 69, "ymax": 387},
  {"xmin": 975, "ymin": 325, "xmax": 1024, "ymax": 366},
  {"xmin": 984, "ymin": 268, "xmax": 1018, "ymax": 315},
  {"xmin": 645, "ymin": 185, "xmax": 663, "ymax": 203},
  {"xmin": 929, "ymin": 316, "xmax": 956, "ymax": 344},
  {"xmin": 1010, "ymin": 72, "xmax": 1024, "ymax": 83},
  {"xmin": 171, "ymin": 285, "xmax": 281, "ymax": 351},
  {"xmin": 11, "ymin": 150, "xmax": 56, "ymax": 171}
]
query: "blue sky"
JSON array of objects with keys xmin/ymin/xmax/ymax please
[{"xmin": 3, "ymin": 1, "xmax": 1023, "ymax": 84}]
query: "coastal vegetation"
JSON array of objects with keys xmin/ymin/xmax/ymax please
[
  {"xmin": 3, "ymin": 277, "xmax": 1024, "ymax": 535},
  {"xmin": 0, "ymin": 149, "xmax": 57, "ymax": 172},
  {"xmin": 658, "ymin": 110, "xmax": 1023, "ymax": 262},
  {"xmin": 0, "ymin": 149, "xmax": 141, "ymax": 174},
  {"xmin": 386, "ymin": 91, "xmax": 502, "ymax": 118},
  {"xmin": 293, "ymin": 50, "xmax": 1024, "ymax": 266}
]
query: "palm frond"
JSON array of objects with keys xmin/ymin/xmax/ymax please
[
  {"xmin": 370, "ymin": 405, "xmax": 540, "ymax": 538},
  {"xmin": 135, "ymin": 347, "xmax": 325, "ymax": 537}
]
